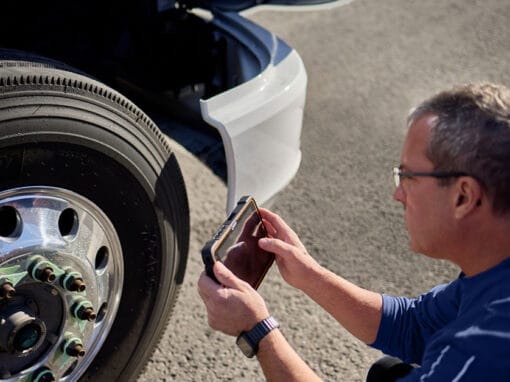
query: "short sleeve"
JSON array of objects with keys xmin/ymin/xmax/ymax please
[{"xmin": 370, "ymin": 282, "xmax": 460, "ymax": 364}]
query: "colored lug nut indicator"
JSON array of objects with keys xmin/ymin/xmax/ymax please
[
  {"xmin": 32, "ymin": 367, "xmax": 55, "ymax": 382},
  {"xmin": 60, "ymin": 270, "xmax": 86, "ymax": 292},
  {"xmin": 62, "ymin": 336, "xmax": 85, "ymax": 358},
  {"xmin": 0, "ymin": 281, "xmax": 15, "ymax": 299},
  {"xmin": 71, "ymin": 298, "xmax": 97, "ymax": 322},
  {"xmin": 28, "ymin": 257, "xmax": 57, "ymax": 283}
]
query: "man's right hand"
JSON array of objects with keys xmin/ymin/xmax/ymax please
[
  {"xmin": 258, "ymin": 208, "xmax": 383, "ymax": 345},
  {"xmin": 258, "ymin": 208, "xmax": 322, "ymax": 291}
]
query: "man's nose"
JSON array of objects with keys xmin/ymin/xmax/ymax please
[{"xmin": 393, "ymin": 184, "xmax": 406, "ymax": 205}]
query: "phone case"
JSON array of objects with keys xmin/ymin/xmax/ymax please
[
  {"xmin": 201, "ymin": 195, "xmax": 273, "ymax": 288},
  {"xmin": 201, "ymin": 196, "xmax": 252, "ymax": 283}
]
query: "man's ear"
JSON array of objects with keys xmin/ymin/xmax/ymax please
[{"xmin": 453, "ymin": 177, "xmax": 483, "ymax": 219}]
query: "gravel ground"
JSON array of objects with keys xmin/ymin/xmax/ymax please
[
  {"xmin": 138, "ymin": 141, "xmax": 381, "ymax": 382},
  {"xmin": 139, "ymin": 0, "xmax": 510, "ymax": 381}
]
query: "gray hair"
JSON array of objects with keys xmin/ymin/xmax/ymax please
[{"xmin": 408, "ymin": 82, "xmax": 510, "ymax": 216}]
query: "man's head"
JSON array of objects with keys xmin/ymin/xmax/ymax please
[
  {"xmin": 408, "ymin": 82, "xmax": 510, "ymax": 216},
  {"xmin": 394, "ymin": 83, "xmax": 510, "ymax": 263}
]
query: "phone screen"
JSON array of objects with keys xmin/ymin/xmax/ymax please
[{"xmin": 214, "ymin": 201, "xmax": 274, "ymax": 289}]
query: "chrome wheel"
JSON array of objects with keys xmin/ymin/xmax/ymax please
[
  {"xmin": 0, "ymin": 186, "xmax": 123, "ymax": 381},
  {"xmin": 0, "ymin": 57, "xmax": 189, "ymax": 380}
]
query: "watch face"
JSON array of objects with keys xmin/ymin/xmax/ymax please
[{"xmin": 236, "ymin": 335, "xmax": 256, "ymax": 358}]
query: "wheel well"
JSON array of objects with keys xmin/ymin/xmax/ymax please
[
  {"xmin": 0, "ymin": 1, "xmax": 222, "ymax": 95},
  {"xmin": 0, "ymin": 0, "xmax": 228, "ymax": 180}
]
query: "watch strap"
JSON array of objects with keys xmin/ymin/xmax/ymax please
[{"xmin": 238, "ymin": 316, "xmax": 280, "ymax": 356}]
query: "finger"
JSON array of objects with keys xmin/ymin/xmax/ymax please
[
  {"xmin": 258, "ymin": 208, "xmax": 299, "ymax": 241},
  {"xmin": 197, "ymin": 271, "xmax": 221, "ymax": 300},
  {"xmin": 258, "ymin": 208, "xmax": 284, "ymax": 227},
  {"xmin": 213, "ymin": 261, "xmax": 247, "ymax": 290},
  {"xmin": 262, "ymin": 218, "xmax": 277, "ymax": 237},
  {"xmin": 259, "ymin": 237, "xmax": 298, "ymax": 257}
]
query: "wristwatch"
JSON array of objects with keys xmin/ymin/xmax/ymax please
[{"xmin": 236, "ymin": 316, "xmax": 280, "ymax": 358}]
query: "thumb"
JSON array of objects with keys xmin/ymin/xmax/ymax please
[{"xmin": 213, "ymin": 261, "xmax": 245, "ymax": 290}]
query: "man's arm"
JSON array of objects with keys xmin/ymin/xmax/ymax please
[
  {"xmin": 258, "ymin": 208, "xmax": 383, "ymax": 344},
  {"xmin": 198, "ymin": 261, "xmax": 323, "ymax": 381},
  {"xmin": 257, "ymin": 329, "xmax": 322, "ymax": 382},
  {"xmin": 198, "ymin": 208, "xmax": 383, "ymax": 380},
  {"xmin": 301, "ymin": 265, "xmax": 383, "ymax": 345}
]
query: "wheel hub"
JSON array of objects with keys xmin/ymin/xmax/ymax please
[
  {"xmin": 0, "ymin": 296, "xmax": 48, "ymax": 356},
  {"xmin": 0, "ymin": 187, "xmax": 123, "ymax": 381}
]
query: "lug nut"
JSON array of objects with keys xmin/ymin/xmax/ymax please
[
  {"xmin": 62, "ymin": 336, "xmax": 85, "ymax": 358},
  {"xmin": 71, "ymin": 298, "xmax": 97, "ymax": 322},
  {"xmin": 32, "ymin": 366, "xmax": 55, "ymax": 382},
  {"xmin": 68, "ymin": 342, "xmax": 85, "ymax": 357},
  {"xmin": 28, "ymin": 257, "xmax": 57, "ymax": 284},
  {"xmin": 69, "ymin": 278, "xmax": 86, "ymax": 292},
  {"xmin": 79, "ymin": 307, "xmax": 96, "ymax": 322},
  {"xmin": 0, "ymin": 282, "xmax": 15, "ymax": 299},
  {"xmin": 60, "ymin": 271, "xmax": 86, "ymax": 292},
  {"xmin": 38, "ymin": 267, "xmax": 56, "ymax": 283}
]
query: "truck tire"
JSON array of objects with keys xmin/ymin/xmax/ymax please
[{"xmin": 0, "ymin": 56, "xmax": 189, "ymax": 381}]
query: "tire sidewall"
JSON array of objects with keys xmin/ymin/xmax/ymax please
[{"xmin": 0, "ymin": 59, "xmax": 189, "ymax": 380}]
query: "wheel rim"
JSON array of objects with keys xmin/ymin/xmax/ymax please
[{"xmin": 0, "ymin": 186, "xmax": 123, "ymax": 381}]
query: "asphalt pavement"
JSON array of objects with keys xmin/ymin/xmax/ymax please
[{"xmin": 139, "ymin": 0, "xmax": 510, "ymax": 380}]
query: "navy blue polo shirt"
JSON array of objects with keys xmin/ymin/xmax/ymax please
[{"xmin": 371, "ymin": 258, "xmax": 510, "ymax": 381}]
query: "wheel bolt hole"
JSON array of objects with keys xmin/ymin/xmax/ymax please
[
  {"xmin": 95, "ymin": 246, "xmax": 109, "ymax": 272},
  {"xmin": 96, "ymin": 302, "xmax": 108, "ymax": 323},
  {"xmin": 58, "ymin": 208, "xmax": 78, "ymax": 238},
  {"xmin": 0, "ymin": 206, "xmax": 21, "ymax": 238}
]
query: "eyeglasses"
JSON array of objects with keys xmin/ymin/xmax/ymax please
[{"xmin": 393, "ymin": 167, "xmax": 468, "ymax": 188}]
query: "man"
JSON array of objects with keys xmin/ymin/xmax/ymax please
[{"xmin": 198, "ymin": 83, "xmax": 510, "ymax": 381}]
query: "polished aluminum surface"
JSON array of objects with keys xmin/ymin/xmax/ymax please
[{"xmin": 0, "ymin": 187, "xmax": 123, "ymax": 381}]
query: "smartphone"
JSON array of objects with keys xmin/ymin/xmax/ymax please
[{"xmin": 201, "ymin": 196, "xmax": 274, "ymax": 289}]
